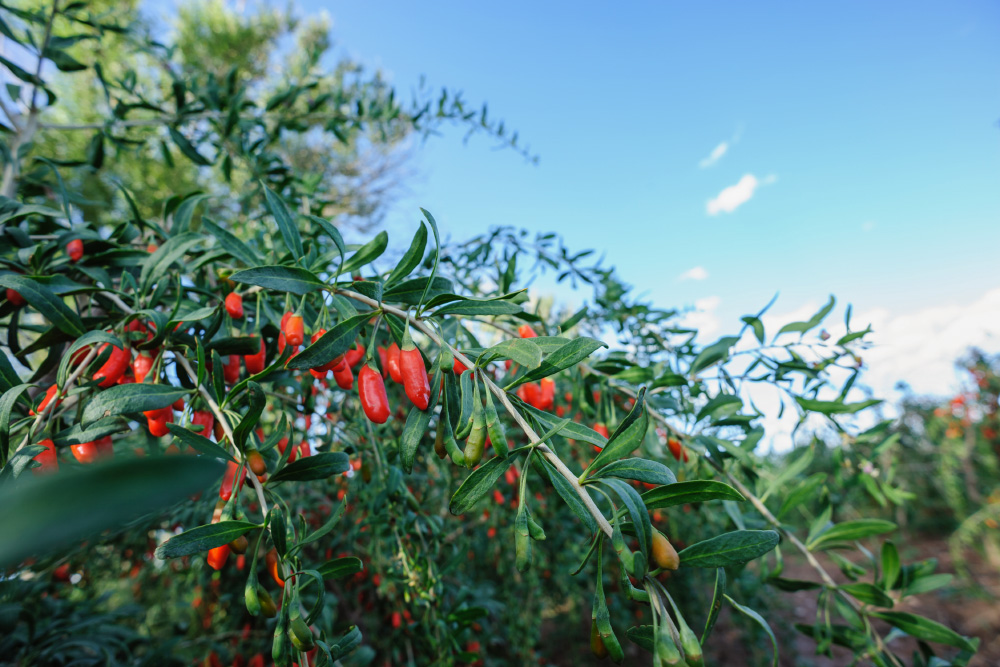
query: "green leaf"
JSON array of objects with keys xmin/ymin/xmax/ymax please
[
  {"xmin": 205, "ymin": 336, "xmax": 261, "ymax": 356},
  {"xmin": 482, "ymin": 338, "xmax": 542, "ymax": 369},
  {"xmin": 641, "ymin": 480, "xmax": 744, "ymax": 509},
  {"xmin": 702, "ymin": 568, "xmax": 727, "ymax": 644},
  {"xmin": 166, "ymin": 423, "xmax": 236, "ymax": 462},
  {"xmin": 807, "ymin": 519, "xmax": 896, "ymax": 551},
  {"xmin": 870, "ymin": 612, "xmax": 976, "ymax": 651},
  {"xmin": 588, "ymin": 388, "xmax": 648, "ymax": 472},
  {"xmin": 203, "ymin": 218, "xmax": 262, "ymax": 267},
  {"xmin": 696, "ymin": 393, "xmax": 743, "ymax": 423},
  {"xmin": 0, "ymin": 275, "xmax": 84, "ymax": 336},
  {"xmin": 269, "ymin": 452, "xmax": 350, "ymax": 483},
  {"xmin": 777, "ymin": 472, "xmax": 827, "ymax": 519},
  {"xmin": 261, "ymin": 184, "xmax": 303, "ymax": 258},
  {"xmin": 537, "ymin": 457, "xmax": 597, "ymax": 535},
  {"xmin": 625, "ymin": 625, "xmax": 654, "ymax": 652},
  {"xmin": 51, "ymin": 417, "xmax": 130, "ymax": 447},
  {"xmin": 290, "ymin": 499, "xmax": 348, "ymax": 556},
  {"xmin": 518, "ymin": 402, "xmax": 607, "ymax": 446},
  {"xmin": 881, "ymin": 541, "xmax": 900, "ymax": 590},
  {"xmin": 777, "ymin": 295, "xmax": 835, "ymax": 336},
  {"xmin": 0, "ymin": 345, "xmax": 22, "ymax": 393},
  {"xmin": 725, "ymin": 596, "xmax": 778, "ymax": 666},
  {"xmin": 230, "ymin": 265, "xmax": 326, "ymax": 295},
  {"xmin": 383, "ymin": 276, "xmax": 453, "ymax": 305},
  {"xmin": 386, "ymin": 223, "xmax": 427, "ymax": 287},
  {"xmin": 902, "ymin": 573, "xmax": 953, "ymax": 597},
  {"xmin": 316, "ymin": 556, "xmax": 363, "ymax": 580},
  {"xmin": 741, "ymin": 315, "xmax": 765, "ymax": 344},
  {"xmin": 232, "ymin": 381, "xmax": 265, "ymax": 452},
  {"xmin": 82, "ymin": 384, "xmax": 189, "ymax": 426},
  {"xmin": 285, "ymin": 313, "xmax": 369, "ymax": 370},
  {"xmin": 400, "ymin": 401, "xmax": 434, "ymax": 474},
  {"xmin": 434, "ymin": 298, "xmax": 523, "ymax": 317},
  {"xmin": 0, "ymin": 457, "xmax": 223, "ymax": 568},
  {"xmin": 168, "ymin": 127, "xmax": 212, "ymax": 165},
  {"xmin": 678, "ymin": 530, "xmax": 779, "ymax": 568},
  {"xmin": 794, "ymin": 396, "xmax": 881, "ymax": 416},
  {"xmin": 155, "ymin": 520, "xmax": 258, "ymax": 559},
  {"xmin": 767, "ymin": 577, "xmax": 822, "ymax": 592},
  {"xmin": 449, "ymin": 452, "xmax": 521, "ymax": 515},
  {"xmin": 839, "ymin": 582, "xmax": 893, "ymax": 608},
  {"xmin": 139, "ymin": 233, "xmax": 203, "ymax": 291},
  {"xmin": 590, "ymin": 458, "xmax": 675, "ymax": 486},
  {"xmin": 601, "ymin": 478, "xmax": 652, "ymax": 558},
  {"xmin": 507, "ymin": 337, "xmax": 607, "ymax": 388},
  {"xmin": 689, "ymin": 335, "xmax": 740, "ymax": 376},
  {"xmin": 340, "ymin": 231, "xmax": 388, "ymax": 276},
  {"xmin": 0, "ymin": 383, "xmax": 33, "ymax": 456}
]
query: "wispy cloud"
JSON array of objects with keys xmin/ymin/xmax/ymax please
[
  {"xmin": 698, "ymin": 142, "xmax": 729, "ymax": 169},
  {"xmin": 680, "ymin": 295, "xmax": 722, "ymax": 339},
  {"xmin": 706, "ymin": 174, "xmax": 775, "ymax": 215},
  {"xmin": 678, "ymin": 266, "xmax": 709, "ymax": 281}
]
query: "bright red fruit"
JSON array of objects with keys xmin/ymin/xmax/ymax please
[
  {"xmin": 219, "ymin": 460, "xmax": 245, "ymax": 501},
  {"xmin": 93, "ymin": 343, "xmax": 130, "ymax": 387},
  {"xmin": 207, "ymin": 544, "xmax": 229, "ymax": 571},
  {"xmin": 283, "ymin": 314, "xmax": 304, "ymax": 347},
  {"xmin": 358, "ymin": 363, "xmax": 390, "ymax": 424},
  {"xmin": 224, "ymin": 292, "xmax": 243, "ymax": 319},
  {"xmin": 245, "ymin": 338, "xmax": 266, "ymax": 374},
  {"xmin": 345, "ymin": 345, "xmax": 365, "ymax": 368},
  {"xmin": 192, "ymin": 410, "xmax": 215, "ymax": 438},
  {"xmin": 71, "ymin": 441, "xmax": 99, "ymax": 464},
  {"xmin": 333, "ymin": 362, "xmax": 354, "ymax": 390},
  {"xmin": 31, "ymin": 383, "xmax": 61, "ymax": 416},
  {"xmin": 32, "ymin": 438, "xmax": 59, "ymax": 475},
  {"xmin": 6, "ymin": 288, "xmax": 25, "ymax": 306},
  {"xmin": 223, "ymin": 354, "xmax": 240, "ymax": 384},
  {"xmin": 67, "ymin": 238, "xmax": 84, "ymax": 262},
  {"xmin": 399, "ymin": 344, "xmax": 430, "ymax": 410},
  {"xmin": 133, "ymin": 351, "xmax": 154, "ymax": 384},
  {"xmin": 386, "ymin": 343, "xmax": 403, "ymax": 383},
  {"xmin": 518, "ymin": 324, "xmax": 537, "ymax": 338}
]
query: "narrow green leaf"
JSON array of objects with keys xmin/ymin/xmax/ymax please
[
  {"xmin": 482, "ymin": 338, "xmax": 542, "ymax": 369},
  {"xmin": 679, "ymin": 530, "xmax": 779, "ymax": 568},
  {"xmin": 701, "ymin": 568, "xmax": 727, "ymax": 644},
  {"xmin": 261, "ymin": 184, "xmax": 303, "ymax": 258},
  {"xmin": 881, "ymin": 541, "xmax": 900, "ymax": 590},
  {"xmin": 386, "ymin": 223, "xmax": 427, "ymax": 287},
  {"xmin": 449, "ymin": 452, "xmax": 521, "ymax": 515},
  {"xmin": 0, "ymin": 383, "xmax": 33, "ymax": 455},
  {"xmin": 203, "ymin": 218, "xmax": 262, "ymax": 267},
  {"xmin": 0, "ymin": 275, "xmax": 84, "ymax": 336},
  {"xmin": 507, "ymin": 337, "xmax": 607, "ymax": 388},
  {"xmin": 52, "ymin": 417, "xmax": 130, "ymax": 447},
  {"xmin": 590, "ymin": 458, "xmax": 676, "ymax": 486},
  {"xmin": 230, "ymin": 265, "xmax": 326, "ymax": 295},
  {"xmin": 340, "ymin": 231, "xmax": 388, "ymax": 276},
  {"xmin": 232, "ymin": 381, "xmax": 265, "ymax": 452},
  {"xmin": 285, "ymin": 313, "xmax": 369, "ymax": 370},
  {"xmin": 778, "ymin": 295, "xmax": 835, "ymax": 335},
  {"xmin": 588, "ymin": 388, "xmax": 648, "ymax": 471},
  {"xmin": 641, "ymin": 480, "xmax": 744, "ymax": 509},
  {"xmin": 0, "ymin": 457, "xmax": 223, "ymax": 567},
  {"xmin": 795, "ymin": 396, "xmax": 882, "ymax": 416},
  {"xmin": 808, "ymin": 519, "xmax": 896, "ymax": 551},
  {"xmin": 269, "ymin": 452, "xmax": 350, "ymax": 483},
  {"xmin": 689, "ymin": 335, "xmax": 740, "ymax": 376},
  {"xmin": 839, "ymin": 582, "xmax": 893, "ymax": 608},
  {"xmin": 870, "ymin": 612, "xmax": 976, "ymax": 651},
  {"xmin": 168, "ymin": 127, "xmax": 212, "ymax": 165},
  {"xmin": 81, "ymin": 384, "xmax": 188, "ymax": 426},
  {"xmin": 166, "ymin": 423, "xmax": 236, "ymax": 462},
  {"xmin": 725, "ymin": 596, "xmax": 778, "ymax": 666},
  {"xmin": 139, "ymin": 233, "xmax": 203, "ymax": 291},
  {"xmin": 155, "ymin": 520, "xmax": 258, "ymax": 559},
  {"xmin": 316, "ymin": 556, "xmax": 363, "ymax": 580}
]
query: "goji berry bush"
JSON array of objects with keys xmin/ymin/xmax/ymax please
[{"xmin": 0, "ymin": 2, "xmax": 981, "ymax": 666}]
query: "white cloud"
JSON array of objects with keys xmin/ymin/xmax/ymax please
[
  {"xmin": 680, "ymin": 295, "xmax": 722, "ymax": 340},
  {"xmin": 706, "ymin": 174, "xmax": 774, "ymax": 215},
  {"xmin": 678, "ymin": 266, "xmax": 709, "ymax": 281},
  {"xmin": 698, "ymin": 142, "xmax": 728, "ymax": 168}
]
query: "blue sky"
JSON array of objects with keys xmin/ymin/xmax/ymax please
[{"xmin": 294, "ymin": 1, "xmax": 1000, "ymax": 398}]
